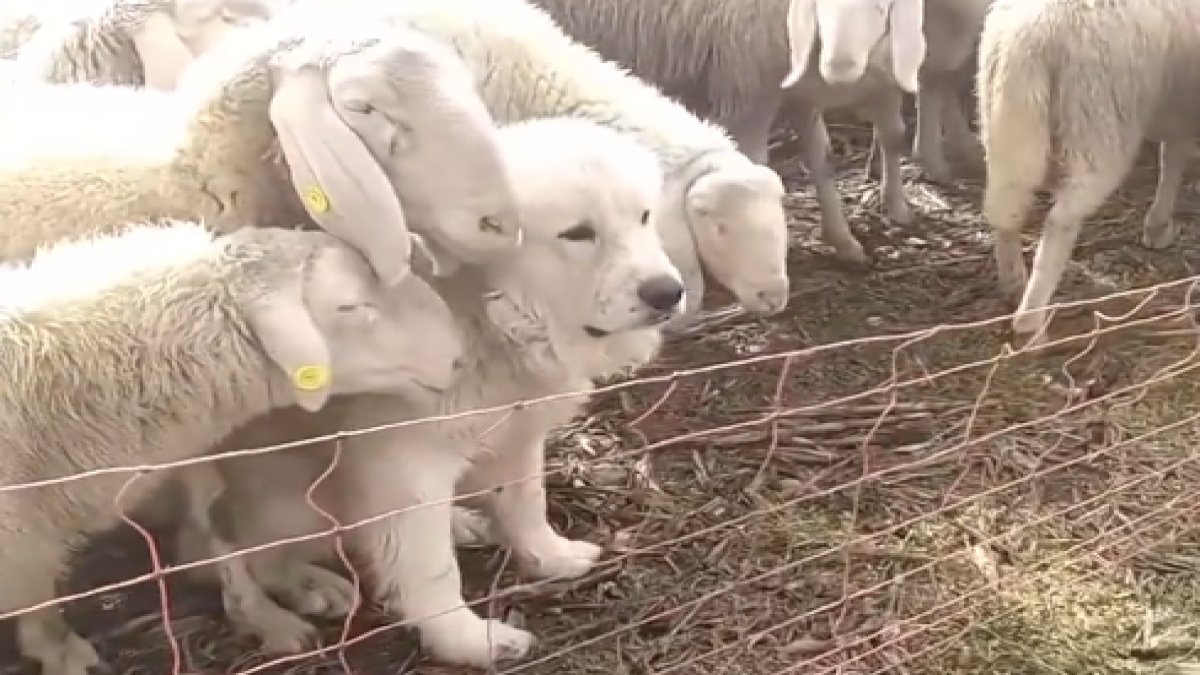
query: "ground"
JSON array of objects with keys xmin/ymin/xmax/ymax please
[{"xmin": 4, "ymin": 122, "xmax": 1200, "ymax": 675}]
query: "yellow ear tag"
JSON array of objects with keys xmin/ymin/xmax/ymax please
[
  {"xmin": 303, "ymin": 186, "xmax": 331, "ymax": 214},
  {"xmin": 292, "ymin": 365, "xmax": 330, "ymax": 392}
]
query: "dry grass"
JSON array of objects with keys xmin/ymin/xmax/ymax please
[{"xmin": 5, "ymin": 122, "xmax": 1200, "ymax": 675}]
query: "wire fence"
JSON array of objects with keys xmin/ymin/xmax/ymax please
[{"xmin": 4, "ymin": 274, "xmax": 1200, "ymax": 674}]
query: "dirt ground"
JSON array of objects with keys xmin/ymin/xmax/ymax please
[{"xmin": 5, "ymin": 121, "xmax": 1200, "ymax": 675}]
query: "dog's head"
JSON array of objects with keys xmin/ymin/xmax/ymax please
[{"xmin": 486, "ymin": 117, "xmax": 686, "ymax": 340}]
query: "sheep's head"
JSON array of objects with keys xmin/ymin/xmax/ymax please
[
  {"xmin": 780, "ymin": 0, "xmax": 927, "ymax": 93},
  {"xmin": 240, "ymin": 229, "xmax": 465, "ymax": 413},
  {"xmin": 267, "ymin": 29, "xmax": 523, "ymax": 286},
  {"xmin": 684, "ymin": 159, "xmax": 790, "ymax": 317}
]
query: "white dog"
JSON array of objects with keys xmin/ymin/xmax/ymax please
[{"xmin": 176, "ymin": 116, "xmax": 685, "ymax": 667}]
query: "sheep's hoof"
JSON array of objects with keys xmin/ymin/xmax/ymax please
[
  {"xmin": 915, "ymin": 158, "xmax": 955, "ymax": 186},
  {"xmin": 1011, "ymin": 313, "xmax": 1050, "ymax": 347},
  {"xmin": 885, "ymin": 205, "xmax": 914, "ymax": 227},
  {"xmin": 996, "ymin": 272, "xmax": 1028, "ymax": 302},
  {"xmin": 832, "ymin": 239, "xmax": 870, "ymax": 266},
  {"xmin": 1142, "ymin": 219, "xmax": 1178, "ymax": 250}
]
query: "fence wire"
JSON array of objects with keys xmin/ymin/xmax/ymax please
[{"xmin": 3, "ymin": 274, "xmax": 1200, "ymax": 675}]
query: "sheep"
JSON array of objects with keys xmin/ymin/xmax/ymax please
[
  {"xmin": 170, "ymin": 116, "xmax": 686, "ymax": 667},
  {"xmin": 904, "ymin": 0, "xmax": 993, "ymax": 184},
  {"xmin": 978, "ymin": 0, "xmax": 1200, "ymax": 339},
  {"xmin": 511, "ymin": 0, "xmax": 922, "ymax": 264},
  {"xmin": 0, "ymin": 15, "xmax": 524, "ymax": 289},
  {"xmin": 0, "ymin": 220, "xmax": 466, "ymax": 675},
  {"xmin": 331, "ymin": 0, "xmax": 791, "ymax": 316},
  {"xmin": 5, "ymin": 0, "xmax": 278, "ymax": 90},
  {"xmin": 0, "ymin": 0, "xmax": 42, "ymax": 59}
]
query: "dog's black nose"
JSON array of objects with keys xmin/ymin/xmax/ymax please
[{"xmin": 637, "ymin": 275, "xmax": 685, "ymax": 312}]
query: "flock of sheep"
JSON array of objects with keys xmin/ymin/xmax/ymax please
[{"xmin": 0, "ymin": 0, "xmax": 1193, "ymax": 673}]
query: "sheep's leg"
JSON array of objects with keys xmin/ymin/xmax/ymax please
[
  {"xmin": 982, "ymin": 111, "xmax": 1050, "ymax": 301},
  {"xmin": 1014, "ymin": 160, "xmax": 1131, "ymax": 337},
  {"xmin": 1142, "ymin": 140, "xmax": 1191, "ymax": 250},
  {"xmin": 458, "ymin": 433, "xmax": 602, "ymax": 580},
  {"xmin": 177, "ymin": 464, "xmax": 322, "ymax": 655},
  {"xmin": 866, "ymin": 127, "xmax": 883, "ymax": 180},
  {"xmin": 798, "ymin": 108, "xmax": 867, "ymax": 263},
  {"xmin": 8, "ymin": 542, "xmax": 103, "ymax": 675},
  {"xmin": 721, "ymin": 103, "xmax": 780, "ymax": 165},
  {"xmin": 867, "ymin": 91, "xmax": 914, "ymax": 226},
  {"xmin": 344, "ymin": 436, "xmax": 534, "ymax": 667},
  {"xmin": 913, "ymin": 80, "xmax": 954, "ymax": 185},
  {"xmin": 942, "ymin": 88, "xmax": 985, "ymax": 176}
]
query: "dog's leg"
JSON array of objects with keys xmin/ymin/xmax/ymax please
[
  {"xmin": 176, "ymin": 464, "xmax": 322, "ymax": 655},
  {"xmin": 460, "ymin": 431, "xmax": 603, "ymax": 580},
  {"xmin": 342, "ymin": 432, "xmax": 534, "ymax": 667}
]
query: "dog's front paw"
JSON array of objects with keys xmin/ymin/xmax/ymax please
[
  {"xmin": 265, "ymin": 561, "xmax": 358, "ymax": 618},
  {"xmin": 519, "ymin": 537, "xmax": 603, "ymax": 580},
  {"xmin": 421, "ymin": 613, "xmax": 535, "ymax": 667}
]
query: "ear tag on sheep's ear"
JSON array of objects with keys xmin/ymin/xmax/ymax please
[
  {"xmin": 292, "ymin": 364, "xmax": 331, "ymax": 392},
  {"xmin": 303, "ymin": 186, "xmax": 331, "ymax": 214}
]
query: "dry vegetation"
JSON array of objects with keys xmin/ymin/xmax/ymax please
[{"xmin": 4, "ymin": 119, "xmax": 1200, "ymax": 675}]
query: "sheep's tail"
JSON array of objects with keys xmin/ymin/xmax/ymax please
[{"xmin": 976, "ymin": 3, "xmax": 1053, "ymax": 195}]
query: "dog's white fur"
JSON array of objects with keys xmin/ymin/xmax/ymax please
[
  {"xmin": 175, "ymin": 116, "xmax": 684, "ymax": 666},
  {"xmin": 321, "ymin": 0, "xmax": 790, "ymax": 319}
]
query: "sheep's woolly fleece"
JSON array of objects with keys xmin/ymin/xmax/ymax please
[{"xmin": 0, "ymin": 223, "xmax": 229, "ymax": 313}]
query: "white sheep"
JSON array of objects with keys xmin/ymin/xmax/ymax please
[
  {"xmin": 521, "ymin": 0, "xmax": 924, "ymax": 265},
  {"xmin": 171, "ymin": 116, "xmax": 685, "ymax": 667},
  {"xmin": 904, "ymin": 0, "xmax": 992, "ymax": 184},
  {"xmin": 0, "ymin": 15, "xmax": 524, "ymax": 288},
  {"xmin": 329, "ymin": 0, "xmax": 791, "ymax": 317},
  {"xmin": 0, "ymin": 220, "xmax": 466, "ymax": 675},
  {"xmin": 0, "ymin": 0, "xmax": 42, "ymax": 59},
  {"xmin": 5, "ymin": 0, "xmax": 278, "ymax": 90},
  {"xmin": 978, "ymin": 0, "xmax": 1200, "ymax": 339}
]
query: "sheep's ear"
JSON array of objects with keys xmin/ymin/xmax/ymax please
[
  {"xmin": 268, "ymin": 66, "xmax": 413, "ymax": 287},
  {"xmin": 131, "ymin": 11, "xmax": 196, "ymax": 90},
  {"xmin": 410, "ymin": 232, "xmax": 461, "ymax": 278},
  {"xmin": 888, "ymin": 0, "xmax": 927, "ymax": 94},
  {"xmin": 242, "ymin": 276, "xmax": 333, "ymax": 413},
  {"xmin": 781, "ymin": 0, "xmax": 817, "ymax": 88}
]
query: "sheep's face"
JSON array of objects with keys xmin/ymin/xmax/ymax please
[
  {"xmin": 487, "ymin": 119, "xmax": 686, "ymax": 339},
  {"xmin": 302, "ymin": 240, "xmax": 465, "ymax": 406},
  {"xmin": 172, "ymin": 0, "xmax": 276, "ymax": 56},
  {"xmin": 366, "ymin": 42, "xmax": 524, "ymax": 267},
  {"xmin": 781, "ymin": 0, "xmax": 927, "ymax": 93},
  {"xmin": 685, "ymin": 163, "xmax": 790, "ymax": 316}
]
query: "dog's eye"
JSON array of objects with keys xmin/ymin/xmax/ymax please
[
  {"xmin": 479, "ymin": 216, "xmax": 502, "ymax": 234},
  {"xmin": 344, "ymin": 100, "xmax": 373, "ymax": 114},
  {"xmin": 559, "ymin": 223, "xmax": 596, "ymax": 242},
  {"xmin": 640, "ymin": 209, "xmax": 650, "ymax": 225}
]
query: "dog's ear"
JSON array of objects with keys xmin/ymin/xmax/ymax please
[
  {"xmin": 241, "ymin": 267, "xmax": 333, "ymax": 412},
  {"xmin": 781, "ymin": 0, "xmax": 817, "ymax": 88},
  {"xmin": 269, "ymin": 65, "xmax": 413, "ymax": 287}
]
